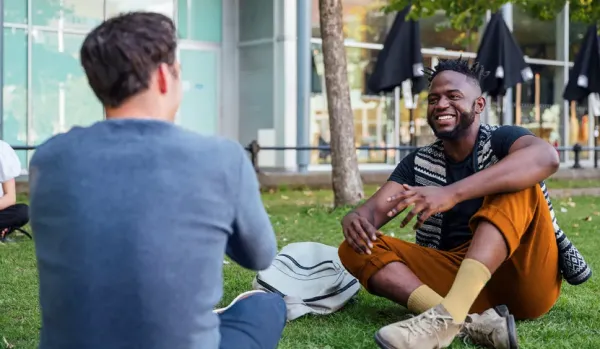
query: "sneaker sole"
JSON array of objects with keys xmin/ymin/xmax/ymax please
[
  {"xmin": 493, "ymin": 305, "xmax": 519, "ymax": 349},
  {"xmin": 374, "ymin": 332, "xmax": 393, "ymax": 349}
]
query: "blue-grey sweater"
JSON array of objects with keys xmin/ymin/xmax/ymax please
[{"xmin": 29, "ymin": 119, "xmax": 277, "ymax": 349}]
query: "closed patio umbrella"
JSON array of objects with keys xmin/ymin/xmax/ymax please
[
  {"xmin": 476, "ymin": 12, "xmax": 533, "ymax": 125},
  {"xmin": 368, "ymin": 5, "xmax": 425, "ymax": 95},
  {"xmin": 368, "ymin": 5, "xmax": 426, "ymax": 146},
  {"xmin": 564, "ymin": 24, "xmax": 600, "ymax": 169},
  {"xmin": 563, "ymin": 24, "xmax": 600, "ymax": 102}
]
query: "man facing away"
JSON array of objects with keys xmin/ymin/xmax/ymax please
[
  {"xmin": 338, "ymin": 58, "xmax": 591, "ymax": 349},
  {"xmin": 29, "ymin": 12, "xmax": 285, "ymax": 349}
]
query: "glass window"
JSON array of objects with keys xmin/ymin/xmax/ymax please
[
  {"xmin": 178, "ymin": 0, "xmax": 222, "ymax": 42},
  {"xmin": 4, "ymin": 0, "xmax": 28, "ymax": 24},
  {"xmin": 2, "ymin": 28, "xmax": 28, "ymax": 166},
  {"xmin": 32, "ymin": 0, "xmax": 104, "ymax": 30},
  {"xmin": 30, "ymin": 30, "xmax": 104, "ymax": 146},
  {"xmin": 513, "ymin": 5, "xmax": 558, "ymax": 60},
  {"xmin": 177, "ymin": 49, "xmax": 219, "ymax": 135},
  {"xmin": 238, "ymin": 43, "xmax": 274, "ymax": 144},
  {"xmin": 514, "ymin": 65, "xmax": 563, "ymax": 143},
  {"xmin": 311, "ymin": 0, "xmax": 391, "ymax": 44},
  {"xmin": 239, "ymin": 0, "xmax": 273, "ymax": 42},
  {"xmin": 310, "ymin": 45, "xmax": 396, "ymax": 164},
  {"xmin": 105, "ymin": 0, "xmax": 174, "ymax": 19}
]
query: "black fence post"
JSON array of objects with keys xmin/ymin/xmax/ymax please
[
  {"xmin": 248, "ymin": 140, "xmax": 260, "ymax": 173},
  {"xmin": 572, "ymin": 143, "xmax": 582, "ymax": 169}
]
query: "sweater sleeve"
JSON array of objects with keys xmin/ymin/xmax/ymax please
[{"xmin": 225, "ymin": 143, "xmax": 277, "ymax": 271}]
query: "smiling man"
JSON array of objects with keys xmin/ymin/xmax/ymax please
[{"xmin": 337, "ymin": 58, "xmax": 591, "ymax": 349}]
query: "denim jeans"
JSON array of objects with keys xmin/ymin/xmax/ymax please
[{"xmin": 219, "ymin": 293, "xmax": 287, "ymax": 349}]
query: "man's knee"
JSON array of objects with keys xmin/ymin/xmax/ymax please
[
  {"xmin": 219, "ymin": 293, "xmax": 287, "ymax": 349},
  {"xmin": 338, "ymin": 240, "xmax": 359, "ymax": 274},
  {"xmin": 243, "ymin": 293, "xmax": 287, "ymax": 328},
  {"xmin": 479, "ymin": 185, "xmax": 541, "ymax": 214},
  {"xmin": 470, "ymin": 186, "xmax": 543, "ymax": 249},
  {"xmin": 13, "ymin": 204, "xmax": 30, "ymax": 227}
]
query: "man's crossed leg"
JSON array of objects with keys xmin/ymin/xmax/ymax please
[{"xmin": 339, "ymin": 186, "xmax": 562, "ymax": 349}]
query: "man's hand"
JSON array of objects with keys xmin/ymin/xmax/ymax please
[
  {"xmin": 342, "ymin": 212, "xmax": 383, "ymax": 255},
  {"xmin": 386, "ymin": 184, "xmax": 459, "ymax": 229}
]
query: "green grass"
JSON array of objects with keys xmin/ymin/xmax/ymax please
[
  {"xmin": 545, "ymin": 177, "xmax": 600, "ymax": 189},
  {"xmin": 2, "ymin": 189, "xmax": 600, "ymax": 348},
  {"xmin": 268, "ymin": 177, "xmax": 600, "ymax": 196}
]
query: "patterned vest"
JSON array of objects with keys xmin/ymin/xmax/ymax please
[{"xmin": 412, "ymin": 124, "xmax": 592, "ymax": 286}]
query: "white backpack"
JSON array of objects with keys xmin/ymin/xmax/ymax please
[{"xmin": 252, "ymin": 242, "xmax": 361, "ymax": 321}]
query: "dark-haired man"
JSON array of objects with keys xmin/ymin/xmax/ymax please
[
  {"xmin": 338, "ymin": 58, "xmax": 591, "ymax": 349},
  {"xmin": 29, "ymin": 12, "xmax": 285, "ymax": 349}
]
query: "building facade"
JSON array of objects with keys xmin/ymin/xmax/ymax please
[{"xmin": 1, "ymin": 0, "xmax": 597, "ymax": 172}]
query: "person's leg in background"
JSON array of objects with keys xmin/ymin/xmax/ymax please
[
  {"xmin": 0, "ymin": 203, "xmax": 30, "ymax": 241},
  {"xmin": 219, "ymin": 292, "xmax": 287, "ymax": 349}
]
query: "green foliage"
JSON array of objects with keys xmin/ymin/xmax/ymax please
[
  {"xmin": 519, "ymin": 0, "xmax": 600, "ymax": 24},
  {"xmin": 385, "ymin": 0, "xmax": 600, "ymax": 38},
  {"xmin": 384, "ymin": 0, "xmax": 509, "ymax": 33}
]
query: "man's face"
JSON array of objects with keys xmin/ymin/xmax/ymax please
[{"xmin": 426, "ymin": 71, "xmax": 485, "ymax": 140}]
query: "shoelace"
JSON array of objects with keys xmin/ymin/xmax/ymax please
[
  {"xmin": 459, "ymin": 321, "xmax": 496, "ymax": 346},
  {"xmin": 396, "ymin": 308, "xmax": 454, "ymax": 337}
]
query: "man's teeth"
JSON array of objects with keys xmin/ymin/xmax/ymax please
[{"xmin": 437, "ymin": 115, "xmax": 454, "ymax": 120}]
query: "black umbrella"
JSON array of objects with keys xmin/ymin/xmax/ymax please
[
  {"xmin": 564, "ymin": 24, "xmax": 600, "ymax": 168},
  {"xmin": 368, "ymin": 5, "xmax": 426, "ymax": 146},
  {"xmin": 563, "ymin": 24, "xmax": 600, "ymax": 102},
  {"xmin": 368, "ymin": 5, "xmax": 425, "ymax": 95},
  {"xmin": 476, "ymin": 12, "xmax": 533, "ymax": 125}
]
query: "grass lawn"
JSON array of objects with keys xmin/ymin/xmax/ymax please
[
  {"xmin": 544, "ymin": 177, "xmax": 600, "ymax": 189},
  {"xmin": 2, "ymin": 187, "xmax": 600, "ymax": 349}
]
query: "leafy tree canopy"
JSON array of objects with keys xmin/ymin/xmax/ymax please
[{"xmin": 385, "ymin": 0, "xmax": 600, "ymax": 34}]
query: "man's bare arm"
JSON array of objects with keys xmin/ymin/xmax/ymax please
[
  {"xmin": 343, "ymin": 180, "xmax": 410, "ymax": 229},
  {"xmin": 0, "ymin": 180, "xmax": 16, "ymax": 211},
  {"xmin": 449, "ymin": 135, "xmax": 560, "ymax": 203}
]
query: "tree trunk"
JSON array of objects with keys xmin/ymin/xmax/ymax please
[{"xmin": 318, "ymin": 0, "xmax": 364, "ymax": 207}]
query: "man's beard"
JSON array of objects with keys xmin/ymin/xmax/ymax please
[{"xmin": 428, "ymin": 103, "xmax": 477, "ymax": 141}]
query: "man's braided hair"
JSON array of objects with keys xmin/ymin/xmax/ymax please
[{"xmin": 423, "ymin": 57, "xmax": 489, "ymax": 87}]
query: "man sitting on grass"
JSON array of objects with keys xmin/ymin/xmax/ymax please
[
  {"xmin": 29, "ymin": 12, "xmax": 285, "ymax": 349},
  {"xmin": 338, "ymin": 57, "xmax": 591, "ymax": 349}
]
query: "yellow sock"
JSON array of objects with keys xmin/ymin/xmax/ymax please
[
  {"xmin": 407, "ymin": 285, "xmax": 443, "ymax": 314},
  {"xmin": 441, "ymin": 258, "xmax": 491, "ymax": 323}
]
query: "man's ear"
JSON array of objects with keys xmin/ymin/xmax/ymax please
[{"xmin": 474, "ymin": 95, "xmax": 486, "ymax": 114}]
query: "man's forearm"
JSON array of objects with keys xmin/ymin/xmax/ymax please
[
  {"xmin": 344, "ymin": 203, "xmax": 385, "ymax": 229},
  {"xmin": 449, "ymin": 144, "xmax": 560, "ymax": 203}
]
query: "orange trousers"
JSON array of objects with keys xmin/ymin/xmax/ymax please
[{"xmin": 338, "ymin": 185, "xmax": 562, "ymax": 320}]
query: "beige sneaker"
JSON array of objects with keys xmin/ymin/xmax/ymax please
[
  {"xmin": 374, "ymin": 304, "xmax": 462, "ymax": 349},
  {"xmin": 459, "ymin": 305, "xmax": 519, "ymax": 349}
]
